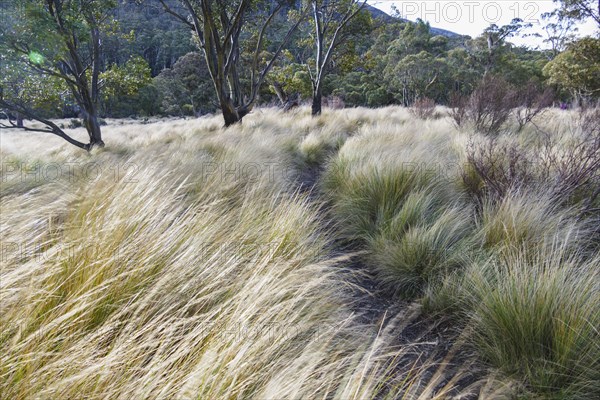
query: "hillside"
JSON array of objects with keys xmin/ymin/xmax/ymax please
[{"xmin": 365, "ymin": 3, "xmax": 462, "ymax": 37}]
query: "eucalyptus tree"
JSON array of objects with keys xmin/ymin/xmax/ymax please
[
  {"xmin": 158, "ymin": 0, "xmax": 307, "ymax": 126},
  {"xmin": 307, "ymin": 0, "xmax": 368, "ymax": 115},
  {"xmin": 543, "ymin": 37, "xmax": 600, "ymax": 103},
  {"xmin": 540, "ymin": 11, "xmax": 579, "ymax": 59},
  {"xmin": 553, "ymin": 0, "xmax": 600, "ymax": 27},
  {"xmin": 0, "ymin": 0, "xmax": 120, "ymax": 150},
  {"xmin": 476, "ymin": 18, "xmax": 531, "ymax": 75}
]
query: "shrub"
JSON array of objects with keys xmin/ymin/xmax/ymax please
[
  {"xmin": 467, "ymin": 75, "xmax": 517, "ymax": 135},
  {"xmin": 578, "ymin": 107, "xmax": 600, "ymax": 136},
  {"xmin": 323, "ymin": 96, "xmax": 345, "ymax": 110},
  {"xmin": 450, "ymin": 77, "xmax": 518, "ymax": 134},
  {"xmin": 514, "ymin": 82, "xmax": 554, "ymax": 132},
  {"xmin": 449, "ymin": 91, "xmax": 468, "ymax": 128},
  {"xmin": 462, "ymin": 137, "xmax": 536, "ymax": 205},
  {"xmin": 68, "ymin": 118, "xmax": 82, "ymax": 129},
  {"xmin": 463, "ymin": 125, "xmax": 600, "ymax": 215},
  {"xmin": 182, "ymin": 104, "xmax": 194, "ymax": 115},
  {"xmin": 539, "ymin": 126, "xmax": 600, "ymax": 213},
  {"xmin": 410, "ymin": 97, "xmax": 436, "ymax": 120}
]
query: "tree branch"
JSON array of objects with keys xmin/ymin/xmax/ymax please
[
  {"xmin": 249, "ymin": 2, "xmax": 284, "ymax": 89},
  {"xmin": 159, "ymin": 0, "xmax": 194, "ymax": 28},
  {"xmin": 246, "ymin": 4, "xmax": 309, "ymax": 108},
  {"xmin": 0, "ymin": 101, "xmax": 90, "ymax": 150},
  {"xmin": 317, "ymin": 0, "xmax": 367, "ymax": 83}
]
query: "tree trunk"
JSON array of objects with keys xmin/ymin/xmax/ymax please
[
  {"xmin": 84, "ymin": 114, "xmax": 104, "ymax": 149},
  {"xmin": 312, "ymin": 89, "xmax": 322, "ymax": 116},
  {"xmin": 283, "ymin": 93, "xmax": 299, "ymax": 111},
  {"xmin": 272, "ymin": 82, "xmax": 288, "ymax": 105},
  {"xmin": 16, "ymin": 112, "xmax": 23, "ymax": 128},
  {"xmin": 272, "ymin": 82, "xmax": 299, "ymax": 111},
  {"xmin": 221, "ymin": 99, "xmax": 242, "ymax": 127}
]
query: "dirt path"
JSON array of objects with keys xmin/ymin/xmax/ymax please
[{"xmin": 294, "ymin": 161, "xmax": 489, "ymax": 399}]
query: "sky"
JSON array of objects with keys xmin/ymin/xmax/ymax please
[{"xmin": 367, "ymin": 1, "xmax": 598, "ymax": 48}]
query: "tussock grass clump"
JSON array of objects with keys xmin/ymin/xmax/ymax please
[
  {"xmin": 297, "ymin": 128, "xmax": 349, "ymax": 168},
  {"xmin": 322, "ymin": 159, "xmax": 438, "ymax": 242},
  {"xmin": 478, "ymin": 191, "xmax": 588, "ymax": 256},
  {"xmin": 0, "ymin": 155, "xmax": 384, "ymax": 398},
  {"xmin": 321, "ymin": 125, "xmax": 473, "ymax": 297},
  {"xmin": 464, "ymin": 249, "xmax": 600, "ymax": 398},
  {"xmin": 317, "ymin": 107, "xmax": 600, "ymax": 398},
  {"xmin": 323, "ymin": 159, "xmax": 475, "ymax": 297},
  {"xmin": 368, "ymin": 204, "xmax": 474, "ymax": 297}
]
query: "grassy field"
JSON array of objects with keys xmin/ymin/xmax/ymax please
[{"xmin": 1, "ymin": 106, "xmax": 598, "ymax": 399}]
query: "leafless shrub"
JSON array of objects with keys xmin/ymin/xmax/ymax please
[
  {"xmin": 464, "ymin": 121, "xmax": 600, "ymax": 213},
  {"xmin": 449, "ymin": 92, "xmax": 468, "ymax": 128},
  {"xmin": 323, "ymin": 96, "xmax": 345, "ymax": 110},
  {"xmin": 463, "ymin": 137, "xmax": 536, "ymax": 205},
  {"xmin": 514, "ymin": 83, "xmax": 554, "ymax": 132},
  {"xmin": 451, "ymin": 77, "xmax": 518, "ymax": 134},
  {"xmin": 540, "ymin": 124, "xmax": 600, "ymax": 212},
  {"xmin": 467, "ymin": 76, "xmax": 517, "ymax": 135},
  {"xmin": 577, "ymin": 107, "xmax": 600, "ymax": 137},
  {"xmin": 410, "ymin": 97, "xmax": 436, "ymax": 119}
]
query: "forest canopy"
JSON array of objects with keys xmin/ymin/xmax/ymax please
[{"xmin": 0, "ymin": 0, "xmax": 598, "ymax": 126}]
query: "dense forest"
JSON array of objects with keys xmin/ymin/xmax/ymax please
[{"xmin": 1, "ymin": 0, "xmax": 598, "ymax": 125}]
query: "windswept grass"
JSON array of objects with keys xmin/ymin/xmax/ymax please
[{"xmin": 1, "ymin": 106, "xmax": 597, "ymax": 399}]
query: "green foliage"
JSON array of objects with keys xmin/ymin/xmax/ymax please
[
  {"xmin": 0, "ymin": 0, "xmax": 586, "ymax": 118},
  {"xmin": 328, "ymin": 72, "xmax": 394, "ymax": 107},
  {"xmin": 384, "ymin": 51, "xmax": 451, "ymax": 105},
  {"xmin": 101, "ymin": 56, "xmax": 152, "ymax": 100},
  {"xmin": 0, "ymin": 57, "xmax": 66, "ymax": 117},
  {"xmin": 0, "ymin": 0, "xmax": 121, "ymax": 148},
  {"xmin": 153, "ymin": 52, "xmax": 216, "ymax": 116},
  {"xmin": 553, "ymin": 0, "xmax": 600, "ymax": 26},
  {"xmin": 268, "ymin": 50, "xmax": 313, "ymax": 100},
  {"xmin": 103, "ymin": 0, "xmax": 195, "ymax": 75},
  {"xmin": 543, "ymin": 37, "xmax": 600, "ymax": 99},
  {"xmin": 1, "ymin": 0, "xmax": 117, "ymax": 64},
  {"xmin": 382, "ymin": 20, "xmax": 450, "ymax": 104},
  {"xmin": 99, "ymin": 56, "xmax": 155, "ymax": 117}
]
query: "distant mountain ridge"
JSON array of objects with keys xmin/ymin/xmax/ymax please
[{"xmin": 364, "ymin": 3, "xmax": 463, "ymax": 38}]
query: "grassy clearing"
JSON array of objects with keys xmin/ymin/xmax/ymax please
[{"xmin": 1, "ymin": 106, "xmax": 598, "ymax": 398}]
